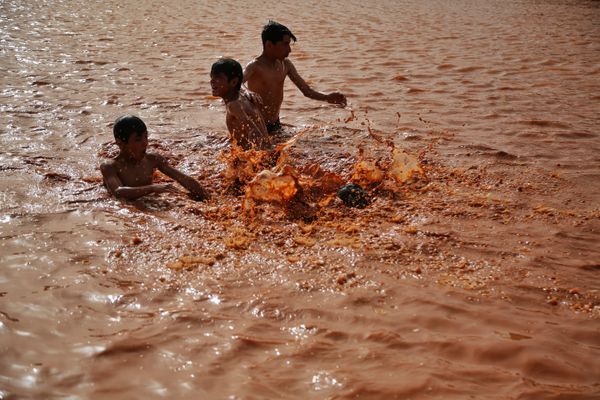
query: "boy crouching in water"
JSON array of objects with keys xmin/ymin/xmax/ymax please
[
  {"xmin": 210, "ymin": 58, "xmax": 270, "ymax": 151},
  {"xmin": 100, "ymin": 115, "xmax": 209, "ymax": 201}
]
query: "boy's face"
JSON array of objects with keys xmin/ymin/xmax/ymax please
[
  {"xmin": 117, "ymin": 131, "xmax": 148, "ymax": 161},
  {"xmin": 210, "ymin": 72, "xmax": 237, "ymax": 98},
  {"xmin": 268, "ymin": 34, "xmax": 292, "ymax": 59}
]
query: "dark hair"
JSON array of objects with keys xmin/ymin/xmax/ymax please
[
  {"xmin": 261, "ymin": 20, "xmax": 297, "ymax": 46},
  {"xmin": 113, "ymin": 115, "xmax": 147, "ymax": 142},
  {"xmin": 211, "ymin": 58, "xmax": 243, "ymax": 92}
]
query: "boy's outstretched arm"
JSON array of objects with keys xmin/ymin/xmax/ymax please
[
  {"xmin": 152, "ymin": 154, "xmax": 209, "ymax": 201},
  {"xmin": 100, "ymin": 162, "xmax": 177, "ymax": 200},
  {"xmin": 286, "ymin": 59, "xmax": 347, "ymax": 106}
]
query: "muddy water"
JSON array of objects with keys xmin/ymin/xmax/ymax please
[{"xmin": 1, "ymin": 0, "xmax": 599, "ymax": 399}]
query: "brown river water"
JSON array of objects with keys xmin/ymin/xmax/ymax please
[{"xmin": 1, "ymin": 1, "xmax": 599, "ymax": 399}]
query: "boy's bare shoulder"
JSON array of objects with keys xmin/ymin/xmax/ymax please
[
  {"xmin": 243, "ymin": 90, "xmax": 264, "ymax": 107},
  {"xmin": 100, "ymin": 158, "xmax": 117, "ymax": 172},
  {"xmin": 226, "ymin": 97, "xmax": 245, "ymax": 115},
  {"xmin": 145, "ymin": 151, "xmax": 163, "ymax": 160},
  {"xmin": 246, "ymin": 57, "xmax": 259, "ymax": 67},
  {"xmin": 244, "ymin": 58, "xmax": 261, "ymax": 75},
  {"xmin": 230, "ymin": 92, "xmax": 263, "ymax": 113},
  {"xmin": 145, "ymin": 152, "xmax": 168, "ymax": 166},
  {"xmin": 283, "ymin": 58, "xmax": 298, "ymax": 73}
]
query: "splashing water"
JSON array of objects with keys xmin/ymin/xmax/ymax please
[{"xmin": 227, "ymin": 116, "xmax": 423, "ymax": 219}]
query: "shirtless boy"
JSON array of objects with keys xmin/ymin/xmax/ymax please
[
  {"xmin": 244, "ymin": 20, "xmax": 347, "ymax": 132},
  {"xmin": 100, "ymin": 115, "xmax": 209, "ymax": 200},
  {"xmin": 210, "ymin": 58, "xmax": 270, "ymax": 151}
]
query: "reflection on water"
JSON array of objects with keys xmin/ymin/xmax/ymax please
[{"xmin": 1, "ymin": 0, "xmax": 599, "ymax": 399}]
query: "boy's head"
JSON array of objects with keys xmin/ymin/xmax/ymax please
[
  {"xmin": 210, "ymin": 58, "xmax": 243, "ymax": 96},
  {"xmin": 113, "ymin": 115, "xmax": 148, "ymax": 160},
  {"xmin": 113, "ymin": 115, "xmax": 147, "ymax": 143},
  {"xmin": 261, "ymin": 20, "xmax": 297, "ymax": 47}
]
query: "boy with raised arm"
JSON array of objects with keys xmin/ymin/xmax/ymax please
[
  {"xmin": 210, "ymin": 58, "xmax": 270, "ymax": 151},
  {"xmin": 244, "ymin": 20, "xmax": 347, "ymax": 133},
  {"xmin": 100, "ymin": 115, "xmax": 209, "ymax": 200}
]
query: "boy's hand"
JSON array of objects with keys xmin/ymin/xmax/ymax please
[
  {"xmin": 327, "ymin": 92, "xmax": 347, "ymax": 106},
  {"xmin": 188, "ymin": 186, "xmax": 209, "ymax": 201}
]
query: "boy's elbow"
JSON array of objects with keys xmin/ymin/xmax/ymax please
[{"xmin": 300, "ymin": 88, "xmax": 313, "ymax": 98}]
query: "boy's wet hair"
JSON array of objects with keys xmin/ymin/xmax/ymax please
[
  {"xmin": 261, "ymin": 20, "xmax": 297, "ymax": 46},
  {"xmin": 113, "ymin": 115, "xmax": 147, "ymax": 143},
  {"xmin": 211, "ymin": 58, "xmax": 243, "ymax": 92}
]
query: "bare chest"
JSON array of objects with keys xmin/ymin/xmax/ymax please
[
  {"xmin": 256, "ymin": 62, "xmax": 287, "ymax": 85},
  {"xmin": 115, "ymin": 159, "xmax": 155, "ymax": 187}
]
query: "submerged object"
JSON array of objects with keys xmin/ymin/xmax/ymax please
[{"xmin": 337, "ymin": 183, "xmax": 370, "ymax": 208}]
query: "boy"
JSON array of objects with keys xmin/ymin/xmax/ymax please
[
  {"xmin": 210, "ymin": 58, "xmax": 270, "ymax": 151},
  {"xmin": 100, "ymin": 115, "xmax": 209, "ymax": 200},
  {"xmin": 244, "ymin": 20, "xmax": 347, "ymax": 133}
]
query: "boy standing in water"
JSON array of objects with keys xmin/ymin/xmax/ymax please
[
  {"xmin": 210, "ymin": 58, "xmax": 270, "ymax": 151},
  {"xmin": 244, "ymin": 20, "xmax": 347, "ymax": 133},
  {"xmin": 100, "ymin": 115, "xmax": 209, "ymax": 200}
]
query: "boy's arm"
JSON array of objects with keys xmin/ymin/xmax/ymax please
[
  {"xmin": 242, "ymin": 60, "xmax": 257, "ymax": 84},
  {"xmin": 100, "ymin": 162, "xmax": 177, "ymax": 200},
  {"xmin": 286, "ymin": 59, "xmax": 347, "ymax": 106},
  {"xmin": 241, "ymin": 61, "xmax": 261, "ymax": 102},
  {"xmin": 151, "ymin": 154, "xmax": 209, "ymax": 200}
]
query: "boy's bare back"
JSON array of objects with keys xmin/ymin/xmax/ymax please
[
  {"xmin": 225, "ymin": 91, "xmax": 270, "ymax": 151},
  {"xmin": 211, "ymin": 58, "xmax": 271, "ymax": 151}
]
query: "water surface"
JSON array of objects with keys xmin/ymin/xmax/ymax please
[{"xmin": 1, "ymin": 1, "xmax": 599, "ymax": 399}]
